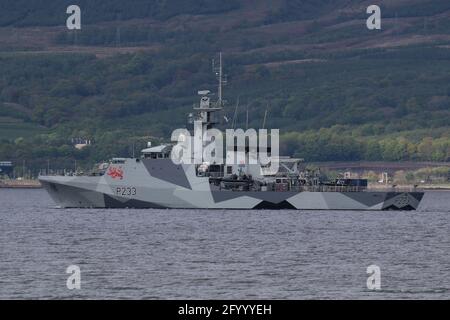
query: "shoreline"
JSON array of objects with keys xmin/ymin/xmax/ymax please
[{"xmin": 0, "ymin": 180, "xmax": 42, "ymax": 189}]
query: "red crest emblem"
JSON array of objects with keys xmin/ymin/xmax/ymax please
[{"xmin": 107, "ymin": 166, "xmax": 124, "ymax": 180}]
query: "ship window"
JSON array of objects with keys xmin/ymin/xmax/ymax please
[
  {"xmin": 209, "ymin": 165, "xmax": 222, "ymax": 172},
  {"xmin": 227, "ymin": 166, "xmax": 232, "ymax": 174}
]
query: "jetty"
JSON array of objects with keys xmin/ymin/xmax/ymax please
[{"xmin": 0, "ymin": 179, "xmax": 42, "ymax": 189}]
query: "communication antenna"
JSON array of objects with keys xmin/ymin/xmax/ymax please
[
  {"xmin": 73, "ymin": 29, "xmax": 78, "ymax": 46},
  {"xmin": 212, "ymin": 52, "xmax": 227, "ymax": 107},
  {"xmin": 246, "ymin": 105, "xmax": 249, "ymax": 130},
  {"xmin": 231, "ymin": 96, "xmax": 240, "ymax": 129},
  {"xmin": 116, "ymin": 13, "xmax": 122, "ymax": 47},
  {"xmin": 394, "ymin": 12, "xmax": 399, "ymax": 36},
  {"xmin": 262, "ymin": 108, "xmax": 268, "ymax": 129}
]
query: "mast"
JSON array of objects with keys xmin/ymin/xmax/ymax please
[
  {"xmin": 218, "ymin": 52, "xmax": 222, "ymax": 105},
  {"xmin": 213, "ymin": 52, "xmax": 226, "ymax": 107},
  {"xmin": 190, "ymin": 53, "xmax": 227, "ymax": 164},
  {"xmin": 193, "ymin": 53, "xmax": 226, "ymax": 141}
]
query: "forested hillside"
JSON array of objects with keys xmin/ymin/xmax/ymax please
[{"xmin": 0, "ymin": 0, "xmax": 449, "ymax": 172}]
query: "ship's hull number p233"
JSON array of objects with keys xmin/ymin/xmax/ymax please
[{"xmin": 115, "ymin": 187, "xmax": 137, "ymax": 196}]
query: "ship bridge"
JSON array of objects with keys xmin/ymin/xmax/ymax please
[{"xmin": 141, "ymin": 144, "xmax": 173, "ymax": 159}]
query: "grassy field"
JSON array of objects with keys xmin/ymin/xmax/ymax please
[{"xmin": 0, "ymin": 117, "xmax": 48, "ymax": 140}]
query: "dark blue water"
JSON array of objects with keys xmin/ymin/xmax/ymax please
[{"xmin": 0, "ymin": 189, "xmax": 448, "ymax": 299}]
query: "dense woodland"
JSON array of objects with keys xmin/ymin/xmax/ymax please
[{"xmin": 0, "ymin": 0, "xmax": 449, "ymax": 172}]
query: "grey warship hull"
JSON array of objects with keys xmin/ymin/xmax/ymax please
[{"xmin": 39, "ymin": 159, "xmax": 424, "ymax": 211}]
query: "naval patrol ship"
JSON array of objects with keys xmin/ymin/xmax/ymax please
[{"xmin": 39, "ymin": 54, "xmax": 424, "ymax": 210}]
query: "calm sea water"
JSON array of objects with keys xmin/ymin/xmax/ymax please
[{"xmin": 0, "ymin": 189, "xmax": 448, "ymax": 299}]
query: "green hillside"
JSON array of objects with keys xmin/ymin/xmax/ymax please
[{"xmin": 0, "ymin": 0, "xmax": 449, "ymax": 170}]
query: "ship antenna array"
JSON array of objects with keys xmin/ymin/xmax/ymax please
[{"xmin": 212, "ymin": 52, "xmax": 227, "ymax": 107}]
